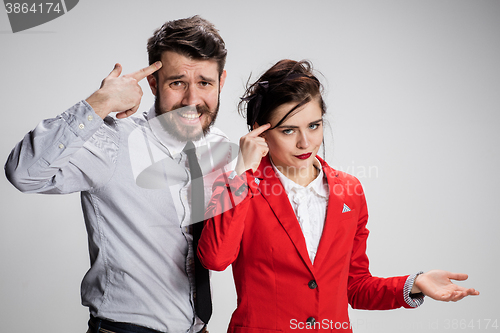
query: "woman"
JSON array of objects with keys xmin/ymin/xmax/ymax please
[{"xmin": 198, "ymin": 60, "xmax": 478, "ymax": 332}]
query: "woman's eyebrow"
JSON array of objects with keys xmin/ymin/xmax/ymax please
[{"xmin": 276, "ymin": 118, "xmax": 323, "ymax": 129}]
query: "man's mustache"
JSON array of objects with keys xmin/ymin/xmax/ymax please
[{"xmin": 168, "ymin": 104, "xmax": 213, "ymax": 116}]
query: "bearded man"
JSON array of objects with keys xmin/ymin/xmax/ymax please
[{"xmin": 5, "ymin": 16, "xmax": 234, "ymax": 333}]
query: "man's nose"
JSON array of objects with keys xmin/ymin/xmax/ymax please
[{"xmin": 181, "ymin": 85, "xmax": 201, "ymax": 106}]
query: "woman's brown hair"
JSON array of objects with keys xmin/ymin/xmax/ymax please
[{"xmin": 239, "ymin": 59, "xmax": 326, "ymax": 131}]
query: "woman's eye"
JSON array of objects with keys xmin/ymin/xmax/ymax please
[
  {"xmin": 282, "ymin": 129, "xmax": 294, "ymax": 135},
  {"xmin": 309, "ymin": 123, "xmax": 320, "ymax": 130}
]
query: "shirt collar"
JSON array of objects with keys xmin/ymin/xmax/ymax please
[
  {"xmin": 146, "ymin": 105, "xmax": 209, "ymax": 157},
  {"xmin": 271, "ymin": 157, "xmax": 329, "ymax": 199}
]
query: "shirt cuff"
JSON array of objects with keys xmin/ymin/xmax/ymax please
[
  {"xmin": 220, "ymin": 169, "xmax": 260, "ymax": 207},
  {"xmin": 404, "ymin": 271, "xmax": 425, "ymax": 308},
  {"xmin": 61, "ymin": 100, "xmax": 104, "ymax": 142}
]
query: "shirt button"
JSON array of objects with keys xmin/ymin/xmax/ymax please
[
  {"xmin": 79, "ymin": 123, "xmax": 85, "ymax": 129},
  {"xmin": 87, "ymin": 115, "xmax": 94, "ymax": 121},
  {"xmin": 58, "ymin": 143, "xmax": 64, "ymax": 149},
  {"xmin": 306, "ymin": 317, "xmax": 316, "ymax": 326},
  {"xmin": 235, "ymin": 184, "xmax": 247, "ymax": 196},
  {"xmin": 308, "ymin": 280, "xmax": 317, "ymax": 289}
]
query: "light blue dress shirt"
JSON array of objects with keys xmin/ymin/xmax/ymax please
[{"xmin": 5, "ymin": 101, "xmax": 236, "ymax": 332}]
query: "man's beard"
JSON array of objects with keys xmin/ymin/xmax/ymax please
[{"xmin": 154, "ymin": 92, "xmax": 220, "ymax": 142}]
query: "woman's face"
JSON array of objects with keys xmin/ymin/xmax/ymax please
[{"xmin": 263, "ymin": 99, "xmax": 324, "ymax": 176}]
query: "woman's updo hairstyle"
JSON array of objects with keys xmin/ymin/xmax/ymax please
[{"xmin": 239, "ymin": 59, "xmax": 326, "ymax": 131}]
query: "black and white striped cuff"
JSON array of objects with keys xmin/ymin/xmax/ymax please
[{"xmin": 404, "ymin": 271, "xmax": 425, "ymax": 308}]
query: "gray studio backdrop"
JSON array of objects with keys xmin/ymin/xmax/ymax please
[{"xmin": 1, "ymin": 1, "xmax": 498, "ymax": 332}]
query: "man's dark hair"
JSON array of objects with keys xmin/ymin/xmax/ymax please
[{"xmin": 147, "ymin": 15, "xmax": 227, "ymax": 76}]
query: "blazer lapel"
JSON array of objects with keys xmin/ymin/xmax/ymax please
[
  {"xmin": 255, "ymin": 157, "xmax": 315, "ymax": 273},
  {"xmin": 312, "ymin": 157, "xmax": 346, "ymax": 268}
]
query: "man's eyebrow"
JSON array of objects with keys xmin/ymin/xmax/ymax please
[
  {"xmin": 276, "ymin": 118, "xmax": 323, "ymax": 129},
  {"xmin": 164, "ymin": 74, "xmax": 216, "ymax": 82},
  {"xmin": 165, "ymin": 74, "xmax": 185, "ymax": 81},
  {"xmin": 199, "ymin": 75, "xmax": 216, "ymax": 82}
]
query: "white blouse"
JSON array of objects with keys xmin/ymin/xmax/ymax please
[{"xmin": 272, "ymin": 159, "xmax": 329, "ymax": 264}]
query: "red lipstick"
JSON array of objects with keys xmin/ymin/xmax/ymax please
[{"xmin": 294, "ymin": 153, "xmax": 312, "ymax": 160}]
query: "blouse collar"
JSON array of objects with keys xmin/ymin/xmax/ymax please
[{"xmin": 271, "ymin": 157, "xmax": 329, "ymax": 199}]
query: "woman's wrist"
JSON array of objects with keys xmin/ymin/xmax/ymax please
[{"xmin": 411, "ymin": 272, "xmax": 424, "ymax": 294}]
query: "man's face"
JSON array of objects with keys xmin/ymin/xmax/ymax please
[{"xmin": 147, "ymin": 51, "xmax": 227, "ymax": 141}]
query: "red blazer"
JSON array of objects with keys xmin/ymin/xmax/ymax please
[{"xmin": 198, "ymin": 156, "xmax": 413, "ymax": 332}]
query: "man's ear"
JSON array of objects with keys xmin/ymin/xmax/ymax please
[
  {"xmin": 147, "ymin": 74, "xmax": 158, "ymax": 96},
  {"xmin": 219, "ymin": 70, "xmax": 227, "ymax": 91}
]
